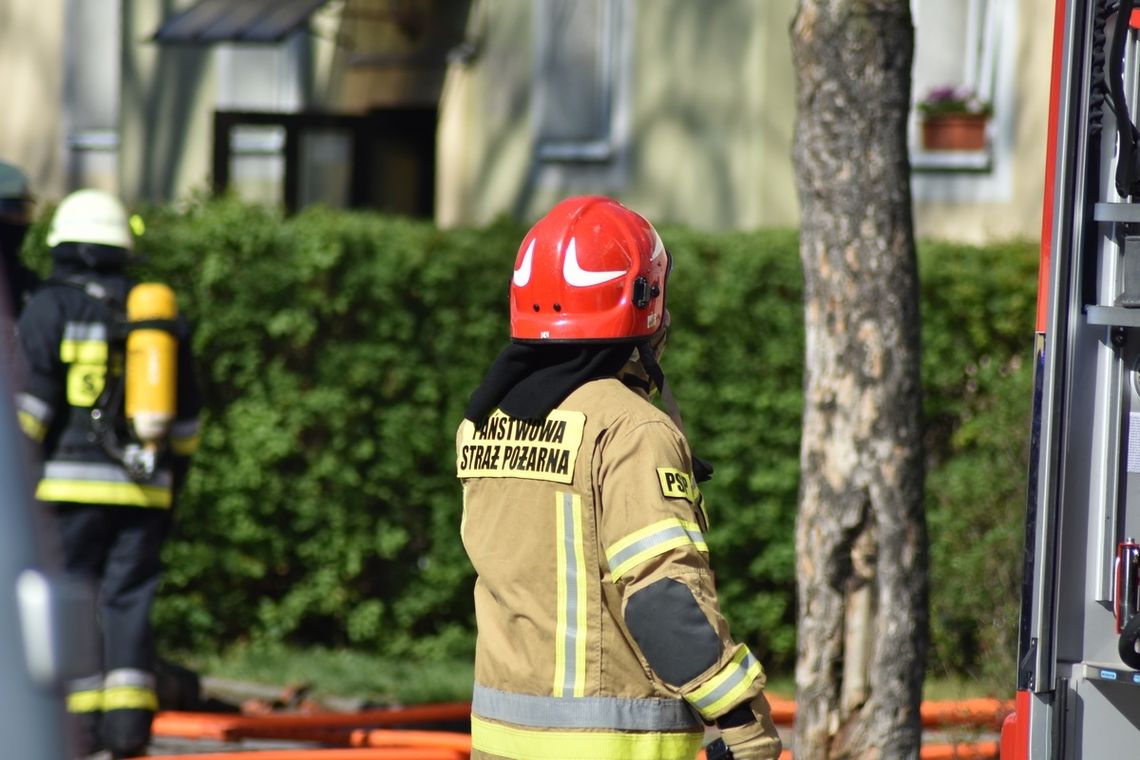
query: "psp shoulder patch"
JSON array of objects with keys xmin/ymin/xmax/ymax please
[{"xmin": 657, "ymin": 467, "xmax": 698, "ymax": 503}]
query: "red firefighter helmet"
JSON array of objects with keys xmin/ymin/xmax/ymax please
[{"xmin": 510, "ymin": 196, "xmax": 668, "ymax": 342}]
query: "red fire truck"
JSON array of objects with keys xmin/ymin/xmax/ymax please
[{"xmin": 1002, "ymin": 0, "xmax": 1140, "ymax": 756}]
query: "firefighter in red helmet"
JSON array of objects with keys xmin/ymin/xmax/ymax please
[{"xmin": 457, "ymin": 196, "xmax": 781, "ymax": 759}]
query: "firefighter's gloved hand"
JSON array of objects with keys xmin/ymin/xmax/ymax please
[{"xmin": 716, "ymin": 693, "xmax": 782, "ymax": 760}]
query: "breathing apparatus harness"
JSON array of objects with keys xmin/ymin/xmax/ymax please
[{"xmin": 50, "ymin": 274, "xmax": 181, "ymax": 481}]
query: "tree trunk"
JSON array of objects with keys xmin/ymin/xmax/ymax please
[{"xmin": 790, "ymin": 2, "xmax": 928, "ymax": 758}]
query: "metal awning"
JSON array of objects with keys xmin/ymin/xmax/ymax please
[{"xmin": 152, "ymin": 0, "xmax": 327, "ymax": 44}]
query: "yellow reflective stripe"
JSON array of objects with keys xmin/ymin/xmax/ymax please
[
  {"xmin": 553, "ymin": 491, "xmax": 587, "ymax": 698},
  {"xmin": 67, "ymin": 689, "xmax": 103, "ymax": 713},
  {"xmin": 103, "ymin": 685, "xmax": 158, "ymax": 712},
  {"xmin": 36, "ymin": 480, "xmax": 172, "ymax": 508},
  {"xmin": 170, "ymin": 433, "xmax": 200, "ymax": 456},
  {"xmin": 471, "ymin": 715, "xmax": 703, "ymax": 760},
  {"xmin": 60, "ymin": 339, "xmax": 108, "ymax": 364},
  {"xmin": 18, "ymin": 410, "xmax": 47, "ymax": 441},
  {"xmin": 605, "ymin": 518, "xmax": 708, "ymax": 581},
  {"xmin": 685, "ymin": 646, "xmax": 764, "ymax": 719}
]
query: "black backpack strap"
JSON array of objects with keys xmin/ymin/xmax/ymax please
[
  {"xmin": 44, "ymin": 274, "xmax": 127, "ymax": 325},
  {"xmin": 46, "ymin": 275, "xmax": 181, "ymax": 338}
]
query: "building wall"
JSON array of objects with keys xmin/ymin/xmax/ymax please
[
  {"xmin": 0, "ymin": 0, "xmax": 66, "ymax": 200},
  {"xmin": 621, "ymin": 0, "xmax": 797, "ymax": 230},
  {"xmin": 0, "ymin": 0, "xmax": 1055, "ymax": 242},
  {"xmin": 438, "ymin": 0, "xmax": 1052, "ymax": 242},
  {"xmin": 437, "ymin": 0, "xmax": 532, "ymax": 227},
  {"xmin": 437, "ymin": 0, "xmax": 798, "ymax": 230},
  {"xmin": 334, "ymin": 0, "xmax": 471, "ymax": 109},
  {"xmin": 119, "ymin": 0, "xmax": 215, "ymax": 205},
  {"xmin": 911, "ymin": 0, "xmax": 1050, "ymax": 244},
  {"xmin": 118, "ymin": 0, "xmax": 354, "ymax": 207}
]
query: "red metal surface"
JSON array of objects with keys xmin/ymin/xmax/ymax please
[
  {"xmin": 1038, "ymin": 0, "xmax": 1070, "ymax": 332},
  {"xmin": 999, "ymin": 690, "xmax": 1031, "ymax": 760}
]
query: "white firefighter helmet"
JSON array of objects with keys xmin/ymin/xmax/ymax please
[{"xmin": 46, "ymin": 189, "xmax": 133, "ymax": 250}]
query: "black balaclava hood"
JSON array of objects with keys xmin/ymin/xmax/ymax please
[
  {"xmin": 50, "ymin": 242, "xmax": 131, "ymax": 273},
  {"xmin": 464, "ymin": 337, "xmax": 714, "ymax": 483},
  {"xmin": 465, "ymin": 342, "xmax": 636, "ymax": 424}
]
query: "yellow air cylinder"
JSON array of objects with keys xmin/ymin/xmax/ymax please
[{"xmin": 125, "ymin": 283, "xmax": 178, "ymax": 446}]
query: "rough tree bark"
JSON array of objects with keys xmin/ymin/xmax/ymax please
[{"xmin": 790, "ymin": 2, "xmax": 928, "ymax": 758}]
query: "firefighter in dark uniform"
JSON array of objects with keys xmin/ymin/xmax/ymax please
[
  {"xmin": 14, "ymin": 189, "xmax": 202, "ymax": 759},
  {"xmin": 0, "ymin": 160, "xmax": 40, "ymax": 317}
]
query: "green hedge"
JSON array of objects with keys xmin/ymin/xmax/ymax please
[{"xmin": 24, "ymin": 198, "xmax": 1036, "ymax": 684}]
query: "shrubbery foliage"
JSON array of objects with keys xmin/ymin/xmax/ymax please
[{"xmin": 26, "ymin": 198, "xmax": 1037, "ymax": 683}]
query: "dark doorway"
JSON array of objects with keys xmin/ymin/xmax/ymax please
[{"xmin": 212, "ymin": 107, "xmax": 436, "ymax": 217}]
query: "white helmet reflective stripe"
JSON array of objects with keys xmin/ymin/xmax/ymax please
[{"xmin": 47, "ymin": 189, "xmax": 132, "ymax": 249}]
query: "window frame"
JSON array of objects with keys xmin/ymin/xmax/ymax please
[
  {"xmin": 910, "ymin": 0, "xmax": 1018, "ymax": 202},
  {"xmin": 531, "ymin": 0, "xmax": 627, "ymax": 164}
]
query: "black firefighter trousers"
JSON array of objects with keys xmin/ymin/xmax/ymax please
[{"xmin": 53, "ymin": 502, "xmax": 170, "ymax": 757}]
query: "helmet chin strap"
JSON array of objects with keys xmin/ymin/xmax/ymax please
[{"xmin": 637, "ymin": 338, "xmax": 714, "ymax": 483}]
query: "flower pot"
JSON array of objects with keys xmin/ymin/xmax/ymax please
[{"xmin": 920, "ymin": 114, "xmax": 989, "ymax": 151}]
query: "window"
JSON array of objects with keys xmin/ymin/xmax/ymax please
[
  {"xmin": 533, "ymin": 0, "xmax": 628, "ymax": 163},
  {"xmin": 214, "ymin": 36, "xmax": 305, "ymax": 206},
  {"xmin": 212, "ymin": 109, "xmax": 437, "ymax": 216},
  {"xmin": 910, "ymin": 0, "xmax": 1016, "ymax": 200},
  {"xmin": 914, "ymin": 0, "xmax": 1001, "ymax": 112}
]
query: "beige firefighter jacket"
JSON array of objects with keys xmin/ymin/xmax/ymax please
[{"xmin": 457, "ymin": 377, "xmax": 767, "ymax": 760}]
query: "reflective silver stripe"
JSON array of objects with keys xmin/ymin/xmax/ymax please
[
  {"xmin": 688, "ymin": 651, "xmax": 761, "ymax": 714},
  {"xmin": 472, "ymin": 684, "xmax": 702, "ymax": 732},
  {"xmin": 16, "ymin": 392, "xmax": 52, "ymax": 423},
  {"xmin": 606, "ymin": 522, "xmax": 706, "ymax": 579},
  {"xmin": 62, "ymin": 321, "xmax": 108, "ymax": 342},
  {"xmin": 42, "ymin": 461, "xmax": 173, "ymax": 488},
  {"xmin": 66, "ymin": 674, "xmax": 104, "ymax": 694},
  {"xmin": 104, "ymin": 668, "xmax": 155, "ymax": 690},
  {"xmin": 555, "ymin": 491, "xmax": 586, "ymax": 698}
]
